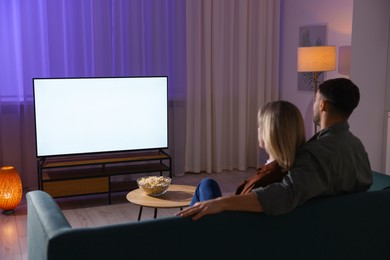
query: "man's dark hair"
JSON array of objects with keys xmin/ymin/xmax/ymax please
[{"xmin": 318, "ymin": 78, "xmax": 360, "ymax": 118}]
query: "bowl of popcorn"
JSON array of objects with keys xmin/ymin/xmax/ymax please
[{"xmin": 137, "ymin": 176, "xmax": 172, "ymax": 196}]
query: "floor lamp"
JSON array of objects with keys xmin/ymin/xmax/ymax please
[{"xmin": 297, "ymin": 46, "xmax": 337, "ymax": 133}]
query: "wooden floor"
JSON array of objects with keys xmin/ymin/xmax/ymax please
[{"xmin": 0, "ymin": 169, "xmax": 255, "ymax": 260}]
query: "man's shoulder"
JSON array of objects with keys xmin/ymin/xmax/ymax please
[
  {"xmin": 295, "ymin": 132, "xmax": 367, "ymax": 169},
  {"xmin": 305, "ymin": 125, "xmax": 365, "ymax": 150}
]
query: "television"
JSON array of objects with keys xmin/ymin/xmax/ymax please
[{"xmin": 33, "ymin": 76, "xmax": 168, "ymax": 158}]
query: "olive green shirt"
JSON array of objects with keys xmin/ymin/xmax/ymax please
[{"xmin": 254, "ymin": 122, "xmax": 372, "ymax": 215}]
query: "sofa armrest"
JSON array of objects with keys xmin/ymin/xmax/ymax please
[
  {"xmin": 369, "ymin": 171, "xmax": 390, "ymax": 191},
  {"xmin": 27, "ymin": 190, "xmax": 71, "ymax": 260}
]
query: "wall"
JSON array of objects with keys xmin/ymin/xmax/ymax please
[
  {"xmin": 280, "ymin": 0, "xmax": 390, "ymax": 173},
  {"xmin": 349, "ymin": 0, "xmax": 390, "ymax": 173}
]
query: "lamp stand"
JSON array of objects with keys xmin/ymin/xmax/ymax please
[{"xmin": 313, "ymin": 72, "xmax": 319, "ymax": 134}]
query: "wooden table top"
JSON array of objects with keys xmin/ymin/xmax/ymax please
[{"xmin": 126, "ymin": 184, "xmax": 196, "ymax": 208}]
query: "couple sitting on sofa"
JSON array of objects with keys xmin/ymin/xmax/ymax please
[{"xmin": 177, "ymin": 77, "xmax": 372, "ymax": 220}]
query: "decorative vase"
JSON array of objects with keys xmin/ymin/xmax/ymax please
[{"xmin": 0, "ymin": 166, "xmax": 22, "ymax": 214}]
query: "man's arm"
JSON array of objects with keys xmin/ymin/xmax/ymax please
[{"xmin": 176, "ymin": 192, "xmax": 263, "ymax": 221}]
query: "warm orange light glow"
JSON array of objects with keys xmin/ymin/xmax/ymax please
[
  {"xmin": 0, "ymin": 166, "xmax": 22, "ymax": 213},
  {"xmin": 297, "ymin": 46, "xmax": 337, "ymax": 72},
  {"xmin": 3, "ymin": 221, "xmax": 16, "ymax": 237}
]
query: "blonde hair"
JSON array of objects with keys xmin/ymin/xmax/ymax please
[{"xmin": 258, "ymin": 101, "xmax": 306, "ymax": 171}]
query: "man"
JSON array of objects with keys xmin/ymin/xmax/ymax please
[{"xmin": 177, "ymin": 78, "xmax": 372, "ymax": 220}]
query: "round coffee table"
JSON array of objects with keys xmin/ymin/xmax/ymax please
[{"xmin": 126, "ymin": 184, "xmax": 196, "ymax": 221}]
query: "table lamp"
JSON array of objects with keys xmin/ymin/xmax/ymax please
[
  {"xmin": 297, "ymin": 45, "xmax": 337, "ymax": 132},
  {"xmin": 0, "ymin": 166, "xmax": 22, "ymax": 214}
]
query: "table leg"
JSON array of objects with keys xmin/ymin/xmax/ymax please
[
  {"xmin": 154, "ymin": 208, "xmax": 158, "ymax": 218},
  {"xmin": 137, "ymin": 206, "xmax": 143, "ymax": 221}
]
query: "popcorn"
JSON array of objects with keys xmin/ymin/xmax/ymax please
[{"xmin": 137, "ymin": 176, "xmax": 171, "ymax": 196}]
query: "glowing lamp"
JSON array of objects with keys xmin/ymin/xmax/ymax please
[
  {"xmin": 0, "ymin": 166, "xmax": 22, "ymax": 214},
  {"xmin": 297, "ymin": 45, "xmax": 336, "ymax": 133}
]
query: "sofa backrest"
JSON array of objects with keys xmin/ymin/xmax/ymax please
[{"xmin": 27, "ymin": 185, "xmax": 390, "ymax": 260}]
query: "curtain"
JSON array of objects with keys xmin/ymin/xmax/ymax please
[
  {"xmin": 0, "ymin": 0, "xmax": 280, "ymax": 189},
  {"xmin": 0, "ymin": 0, "xmax": 187, "ymax": 189},
  {"xmin": 184, "ymin": 0, "xmax": 280, "ymax": 173}
]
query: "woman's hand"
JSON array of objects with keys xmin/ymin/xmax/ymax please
[
  {"xmin": 176, "ymin": 197, "xmax": 226, "ymax": 221},
  {"xmin": 176, "ymin": 192, "xmax": 263, "ymax": 221}
]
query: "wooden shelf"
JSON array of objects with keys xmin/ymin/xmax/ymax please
[
  {"xmin": 41, "ymin": 151, "xmax": 170, "ymax": 168},
  {"xmin": 37, "ymin": 150, "xmax": 172, "ymax": 202},
  {"xmin": 110, "ymin": 180, "xmax": 138, "ymax": 192},
  {"xmin": 42, "ymin": 163, "xmax": 170, "ymax": 181}
]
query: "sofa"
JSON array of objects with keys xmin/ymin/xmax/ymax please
[{"xmin": 27, "ymin": 171, "xmax": 390, "ymax": 260}]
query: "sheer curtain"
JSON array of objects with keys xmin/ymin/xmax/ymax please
[
  {"xmin": 0, "ymin": 0, "xmax": 280, "ymax": 189},
  {"xmin": 0, "ymin": 0, "xmax": 187, "ymax": 189},
  {"xmin": 185, "ymin": 0, "xmax": 280, "ymax": 173}
]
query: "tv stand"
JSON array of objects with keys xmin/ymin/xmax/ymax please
[{"xmin": 36, "ymin": 150, "xmax": 172, "ymax": 204}]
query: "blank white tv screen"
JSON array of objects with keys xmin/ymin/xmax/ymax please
[{"xmin": 33, "ymin": 76, "xmax": 168, "ymax": 157}]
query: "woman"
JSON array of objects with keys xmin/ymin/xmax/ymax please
[{"xmin": 177, "ymin": 100, "xmax": 306, "ymax": 220}]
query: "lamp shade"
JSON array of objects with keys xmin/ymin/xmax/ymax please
[
  {"xmin": 297, "ymin": 46, "xmax": 337, "ymax": 72},
  {"xmin": 0, "ymin": 166, "xmax": 22, "ymax": 214}
]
